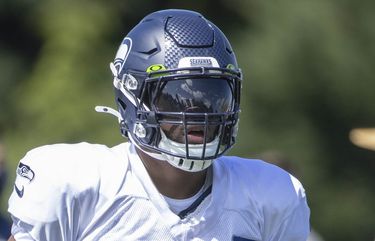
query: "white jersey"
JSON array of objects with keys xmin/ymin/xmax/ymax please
[{"xmin": 8, "ymin": 142, "xmax": 310, "ymax": 241}]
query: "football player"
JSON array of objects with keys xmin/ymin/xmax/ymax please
[{"xmin": 8, "ymin": 9, "xmax": 310, "ymax": 241}]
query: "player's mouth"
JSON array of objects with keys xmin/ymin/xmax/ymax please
[{"xmin": 187, "ymin": 128, "xmax": 205, "ymax": 144}]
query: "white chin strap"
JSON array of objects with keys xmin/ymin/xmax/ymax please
[
  {"xmin": 158, "ymin": 130, "xmax": 218, "ymax": 172},
  {"xmin": 127, "ymin": 132, "xmax": 167, "ymax": 161}
]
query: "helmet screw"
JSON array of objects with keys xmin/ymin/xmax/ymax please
[
  {"xmin": 124, "ymin": 74, "xmax": 138, "ymax": 90},
  {"xmin": 134, "ymin": 123, "xmax": 146, "ymax": 138}
]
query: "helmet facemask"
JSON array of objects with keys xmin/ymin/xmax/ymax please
[{"xmin": 129, "ymin": 66, "xmax": 241, "ymax": 172}]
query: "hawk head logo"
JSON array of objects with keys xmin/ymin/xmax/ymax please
[
  {"xmin": 17, "ymin": 162, "xmax": 35, "ymax": 182},
  {"xmin": 14, "ymin": 162, "xmax": 35, "ymax": 198}
]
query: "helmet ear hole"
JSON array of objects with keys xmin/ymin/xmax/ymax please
[
  {"xmin": 117, "ymin": 98, "xmax": 129, "ymax": 137},
  {"xmin": 117, "ymin": 98, "xmax": 127, "ymax": 111}
]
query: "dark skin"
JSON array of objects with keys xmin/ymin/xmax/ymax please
[
  {"xmin": 136, "ymin": 122, "xmax": 211, "ymax": 199},
  {"xmin": 136, "ymin": 148, "xmax": 208, "ymax": 199}
]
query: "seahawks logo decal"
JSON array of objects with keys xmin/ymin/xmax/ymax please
[
  {"xmin": 113, "ymin": 37, "xmax": 132, "ymax": 74},
  {"xmin": 14, "ymin": 162, "xmax": 35, "ymax": 198}
]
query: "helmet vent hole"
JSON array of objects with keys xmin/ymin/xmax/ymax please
[
  {"xmin": 140, "ymin": 47, "xmax": 158, "ymax": 55},
  {"xmin": 189, "ymin": 162, "xmax": 194, "ymax": 170},
  {"xmin": 178, "ymin": 159, "xmax": 184, "ymax": 166}
]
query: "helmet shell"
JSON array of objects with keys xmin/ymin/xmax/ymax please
[{"xmin": 112, "ymin": 9, "xmax": 242, "ymax": 171}]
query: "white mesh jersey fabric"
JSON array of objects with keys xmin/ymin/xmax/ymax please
[{"xmin": 8, "ymin": 142, "xmax": 310, "ymax": 241}]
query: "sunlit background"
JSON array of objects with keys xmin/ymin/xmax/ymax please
[{"xmin": 1, "ymin": 0, "xmax": 374, "ymax": 240}]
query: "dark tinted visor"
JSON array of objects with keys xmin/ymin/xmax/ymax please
[{"xmin": 154, "ymin": 78, "xmax": 233, "ymax": 113}]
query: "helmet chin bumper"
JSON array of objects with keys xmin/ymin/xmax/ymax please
[
  {"xmin": 162, "ymin": 155, "xmax": 214, "ymax": 172},
  {"xmin": 158, "ymin": 130, "xmax": 218, "ymax": 172},
  {"xmin": 129, "ymin": 130, "xmax": 214, "ymax": 172}
]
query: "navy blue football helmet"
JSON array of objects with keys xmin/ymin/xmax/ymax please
[{"xmin": 108, "ymin": 9, "xmax": 242, "ymax": 172}]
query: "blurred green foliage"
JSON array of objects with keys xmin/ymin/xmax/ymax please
[{"xmin": 0, "ymin": 0, "xmax": 374, "ymax": 240}]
